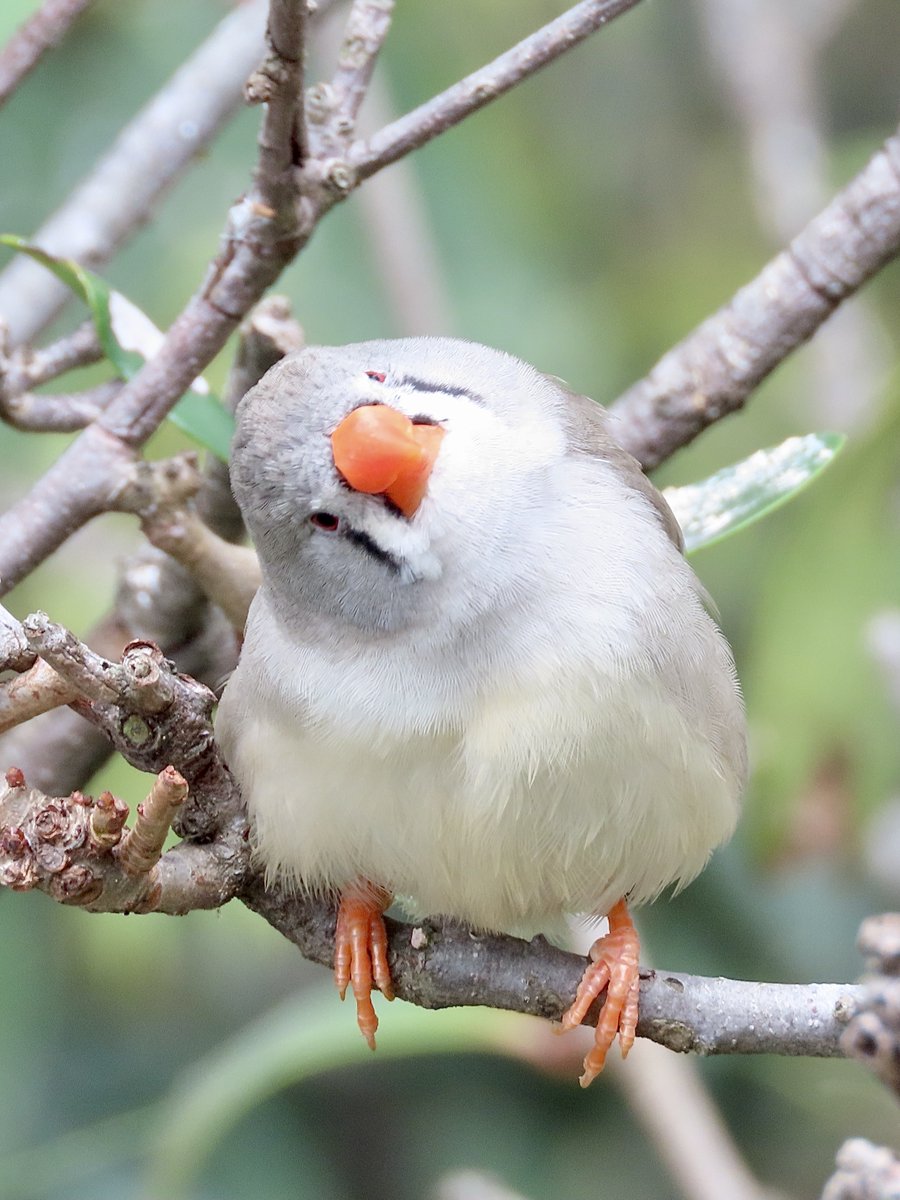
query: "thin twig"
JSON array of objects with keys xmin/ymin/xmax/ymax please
[
  {"xmin": 0, "ymin": 0, "xmax": 643, "ymax": 594},
  {"xmin": 350, "ymin": 0, "xmax": 642, "ymax": 180},
  {"xmin": 117, "ymin": 765, "xmax": 187, "ymax": 876},
  {"xmin": 1, "ymin": 381, "xmax": 120, "ymax": 432},
  {"xmin": 247, "ymin": 0, "xmax": 308, "ymax": 205},
  {"xmin": 0, "ymin": 768, "xmax": 247, "ymax": 912},
  {"xmin": 0, "ymin": 658, "xmax": 77, "ymax": 734},
  {"xmin": 140, "ymin": 518, "xmax": 260, "ymax": 632},
  {"xmin": 110, "ymin": 452, "xmax": 261, "ymax": 627},
  {"xmin": 0, "ymin": 0, "xmax": 269, "ymax": 345},
  {"xmin": 330, "ymin": 0, "xmax": 395, "ymax": 128},
  {"xmin": 329, "ymin": 12, "xmax": 454, "ymax": 336},
  {"xmin": 610, "ymin": 121, "xmax": 900, "ymax": 469},
  {"xmin": 0, "ymin": 319, "xmax": 103, "ymax": 394},
  {"xmin": 0, "ymin": 0, "xmax": 96, "ymax": 108},
  {"xmin": 0, "ymin": 600, "xmax": 33, "ymax": 672}
]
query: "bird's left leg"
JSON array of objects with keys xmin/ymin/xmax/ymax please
[
  {"xmin": 334, "ymin": 881, "xmax": 395, "ymax": 1049},
  {"xmin": 559, "ymin": 897, "xmax": 640, "ymax": 1086}
]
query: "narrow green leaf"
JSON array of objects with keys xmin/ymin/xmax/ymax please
[
  {"xmin": 168, "ymin": 391, "xmax": 235, "ymax": 463},
  {"xmin": 0, "ymin": 234, "xmax": 234, "ymax": 460},
  {"xmin": 0, "ymin": 233, "xmax": 139, "ymax": 377},
  {"xmin": 664, "ymin": 432, "xmax": 845, "ymax": 555}
]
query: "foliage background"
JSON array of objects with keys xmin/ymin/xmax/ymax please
[{"xmin": 0, "ymin": 1, "xmax": 899, "ymax": 1197}]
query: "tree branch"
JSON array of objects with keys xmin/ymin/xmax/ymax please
[
  {"xmin": 110, "ymin": 452, "xmax": 260, "ymax": 629},
  {"xmin": 329, "ymin": 0, "xmax": 395, "ymax": 129},
  {"xmin": 0, "ymin": 657, "xmax": 76, "ymax": 734},
  {"xmin": 839, "ymin": 913, "xmax": 900, "ymax": 1098},
  {"xmin": 0, "ymin": 752, "xmax": 866, "ymax": 1061},
  {"xmin": 0, "ymin": 0, "xmax": 269, "ymax": 344},
  {"xmin": 0, "ymin": 766, "xmax": 247, "ymax": 912},
  {"xmin": 0, "ymin": 381, "xmax": 121, "ymax": 432},
  {"xmin": 610, "ymin": 121, "xmax": 900, "ymax": 469},
  {"xmin": 0, "ymin": 298, "xmax": 298, "ymax": 794},
  {"xmin": 0, "ymin": 613, "xmax": 869, "ymax": 1063},
  {"xmin": 246, "ymin": 0, "xmax": 309, "ymax": 203},
  {"xmin": 350, "ymin": 0, "xmax": 642, "ymax": 181},
  {"xmin": 0, "ymin": 319, "xmax": 103, "ymax": 393},
  {"xmin": 0, "ymin": 0, "xmax": 640, "ymax": 595},
  {"xmin": 245, "ymin": 877, "xmax": 863, "ymax": 1058},
  {"xmin": 0, "ymin": 0, "xmax": 96, "ymax": 108}
]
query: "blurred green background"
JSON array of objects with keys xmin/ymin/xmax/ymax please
[{"xmin": 1, "ymin": 1, "xmax": 899, "ymax": 1197}]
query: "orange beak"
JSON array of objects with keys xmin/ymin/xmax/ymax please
[{"xmin": 331, "ymin": 405, "xmax": 445, "ymax": 518}]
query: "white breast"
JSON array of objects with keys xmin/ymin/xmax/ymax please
[{"xmin": 216, "ymin": 574, "xmax": 743, "ymax": 933}]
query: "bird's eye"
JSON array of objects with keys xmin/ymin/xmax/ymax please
[
  {"xmin": 410, "ymin": 414, "xmax": 440, "ymax": 426},
  {"xmin": 365, "ymin": 370, "xmax": 386, "ymax": 383},
  {"xmin": 309, "ymin": 511, "xmax": 340, "ymax": 532}
]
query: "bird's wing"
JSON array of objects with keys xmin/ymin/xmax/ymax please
[{"xmin": 554, "ymin": 381, "xmax": 684, "ymax": 553}]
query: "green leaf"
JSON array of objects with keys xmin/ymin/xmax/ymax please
[
  {"xmin": 168, "ymin": 392, "xmax": 235, "ymax": 463},
  {"xmin": 0, "ymin": 233, "xmax": 140, "ymax": 378},
  {"xmin": 0, "ymin": 234, "xmax": 234, "ymax": 459},
  {"xmin": 664, "ymin": 432, "xmax": 845, "ymax": 555}
]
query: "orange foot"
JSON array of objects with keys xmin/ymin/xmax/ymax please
[
  {"xmin": 334, "ymin": 882, "xmax": 395, "ymax": 1049},
  {"xmin": 559, "ymin": 897, "xmax": 641, "ymax": 1087}
]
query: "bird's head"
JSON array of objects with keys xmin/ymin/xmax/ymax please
[{"xmin": 231, "ymin": 337, "xmax": 572, "ymax": 635}]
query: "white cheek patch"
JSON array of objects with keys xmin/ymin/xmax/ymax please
[
  {"xmin": 364, "ymin": 507, "xmax": 443, "ymax": 583},
  {"xmin": 400, "ymin": 553, "xmax": 442, "ymax": 584}
]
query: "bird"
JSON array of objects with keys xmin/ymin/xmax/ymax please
[{"xmin": 215, "ymin": 336, "xmax": 747, "ymax": 1086}]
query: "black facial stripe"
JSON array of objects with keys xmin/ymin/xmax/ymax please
[
  {"xmin": 381, "ymin": 496, "xmax": 404, "ymax": 519},
  {"xmin": 344, "ymin": 527, "xmax": 402, "ymax": 573},
  {"xmin": 398, "ymin": 374, "xmax": 485, "ymax": 406},
  {"xmin": 334, "ymin": 475, "xmax": 404, "ymax": 519}
]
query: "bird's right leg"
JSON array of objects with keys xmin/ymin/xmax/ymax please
[{"xmin": 334, "ymin": 881, "xmax": 395, "ymax": 1049}]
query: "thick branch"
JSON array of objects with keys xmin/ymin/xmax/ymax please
[
  {"xmin": 244, "ymin": 878, "xmax": 864, "ymax": 1059},
  {"xmin": 0, "ymin": 757, "xmax": 866, "ymax": 1060},
  {"xmin": 350, "ymin": 0, "xmax": 642, "ymax": 180},
  {"xmin": 0, "ymin": 0, "xmax": 96, "ymax": 108},
  {"xmin": 610, "ymin": 122, "xmax": 900, "ymax": 469},
  {"xmin": 16, "ymin": 614, "xmax": 240, "ymax": 841},
  {"xmin": 0, "ymin": 613, "xmax": 871, "ymax": 1062}
]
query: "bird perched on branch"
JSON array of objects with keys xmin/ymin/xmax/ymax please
[{"xmin": 216, "ymin": 337, "xmax": 747, "ymax": 1085}]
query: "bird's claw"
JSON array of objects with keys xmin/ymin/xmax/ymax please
[
  {"xmin": 559, "ymin": 897, "xmax": 641, "ymax": 1087},
  {"xmin": 334, "ymin": 883, "xmax": 394, "ymax": 1050}
]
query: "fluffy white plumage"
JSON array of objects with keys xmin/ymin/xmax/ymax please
[{"xmin": 216, "ymin": 337, "xmax": 746, "ymax": 935}]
